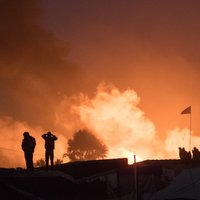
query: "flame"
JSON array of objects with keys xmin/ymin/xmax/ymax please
[{"xmin": 115, "ymin": 148, "xmax": 143, "ymax": 164}]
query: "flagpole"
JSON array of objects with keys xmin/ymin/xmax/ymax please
[
  {"xmin": 181, "ymin": 106, "xmax": 192, "ymax": 152},
  {"xmin": 134, "ymin": 155, "xmax": 138, "ymax": 200}
]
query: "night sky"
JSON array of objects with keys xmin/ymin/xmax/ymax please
[{"xmin": 1, "ymin": 0, "xmax": 200, "ymax": 167}]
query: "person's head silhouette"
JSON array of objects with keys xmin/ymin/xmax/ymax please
[
  {"xmin": 47, "ymin": 132, "xmax": 52, "ymax": 136},
  {"xmin": 23, "ymin": 132, "xmax": 29, "ymax": 137}
]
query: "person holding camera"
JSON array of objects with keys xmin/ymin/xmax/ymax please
[{"xmin": 42, "ymin": 131, "xmax": 57, "ymax": 169}]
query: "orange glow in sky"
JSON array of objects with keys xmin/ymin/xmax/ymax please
[
  {"xmin": 55, "ymin": 82, "xmax": 198, "ymax": 163},
  {"xmin": 1, "ymin": 1, "xmax": 200, "ymax": 168},
  {"xmin": 0, "ymin": 82, "xmax": 199, "ymax": 168}
]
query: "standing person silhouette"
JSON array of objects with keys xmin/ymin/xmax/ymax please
[
  {"xmin": 21, "ymin": 132, "xmax": 36, "ymax": 170},
  {"xmin": 42, "ymin": 131, "xmax": 57, "ymax": 169}
]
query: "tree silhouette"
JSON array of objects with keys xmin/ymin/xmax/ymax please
[{"xmin": 64, "ymin": 129, "xmax": 108, "ymax": 161}]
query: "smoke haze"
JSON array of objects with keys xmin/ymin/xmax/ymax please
[
  {"xmin": 0, "ymin": 0, "xmax": 83, "ymax": 167},
  {"xmin": 1, "ymin": 0, "xmax": 200, "ymax": 167},
  {"xmin": 0, "ymin": 81, "xmax": 197, "ymax": 167},
  {"xmin": 0, "ymin": 0, "xmax": 84, "ymax": 127}
]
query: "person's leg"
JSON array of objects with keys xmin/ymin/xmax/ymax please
[
  {"xmin": 30, "ymin": 152, "xmax": 34, "ymax": 170},
  {"xmin": 45, "ymin": 150, "xmax": 49, "ymax": 169},
  {"xmin": 24, "ymin": 152, "xmax": 29, "ymax": 170},
  {"xmin": 25, "ymin": 152, "xmax": 33, "ymax": 170},
  {"xmin": 50, "ymin": 150, "xmax": 54, "ymax": 167},
  {"xmin": 29, "ymin": 153, "xmax": 34, "ymax": 170}
]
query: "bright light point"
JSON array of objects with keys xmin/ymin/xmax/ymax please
[
  {"xmin": 113, "ymin": 148, "xmax": 143, "ymax": 164},
  {"xmin": 125, "ymin": 153, "xmax": 143, "ymax": 164}
]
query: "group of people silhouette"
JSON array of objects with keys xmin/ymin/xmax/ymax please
[
  {"xmin": 179, "ymin": 147, "xmax": 200, "ymax": 161},
  {"xmin": 21, "ymin": 131, "xmax": 58, "ymax": 170}
]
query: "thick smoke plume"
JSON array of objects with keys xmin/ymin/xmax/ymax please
[
  {"xmin": 0, "ymin": 82, "xmax": 197, "ymax": 167},
  {"xmin": 56, "ymin": 82, "xmax": 197, "ymax": 163},
  {"xmin": 0, "ymin": 0, "xmax": 83, "ymax": 127},
  {"xmin": 1, "ymin": 1, "xmax": 199, "ymax": 167},
  {"xmin": 0, "ymin": 0, "xmax": 82, "ymax": 167}
]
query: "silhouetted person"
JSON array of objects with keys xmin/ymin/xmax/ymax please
[
  {"xmin": 187, "ymin": 151, "xmax": 192, "ymax": 160},
  {"xmin": 21, "ymin": 132, "xmax": 36, "ymax": 170},
  {"xmin": 192, "ymin": 147, "xmax": 200, "ymax": 160},
  {"xmin": 42, "ymin": 131, "xmax": 57, "ymax": 169},
  {"xmin": 179, "ymin": 147, "xmax": 184, "ymax": 160},
  {"xmin": 179, "ymin": 147, "xmax": 191, "ymax": 161}
]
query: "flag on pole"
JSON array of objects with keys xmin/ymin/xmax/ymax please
[{"xmin": 181, "ymin": 106, "xmax": 191, "ymax": 114}]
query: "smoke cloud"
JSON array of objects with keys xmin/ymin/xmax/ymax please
[
  {"xmin": 1, "ymin": 1, "xmax": 200, "ymax": 167},
  {"xmin": 0, "ymin": 0, "xmax": 83, "ymax": 127},
  {"xmin": 0, "ymin": 0, "xmax": 82, "ymax": 167},
  {"xmin": 55, "ymin": 82, "xmax": 199, "ymax": 163},
  {"xmin": 1, "ymin": 81, "xmax": 199, "ymax": 167}
]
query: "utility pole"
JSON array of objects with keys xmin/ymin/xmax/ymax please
[{"xmin": 134, "ymin": 154, "xmax": 138, "ymax": 200}]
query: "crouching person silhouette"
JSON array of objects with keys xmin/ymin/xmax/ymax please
[
  {"xmin": 42, "ymin": 132, "xmax": 57, "ymax": 169},
  {"xmin": 21, "ymin": 132, "xmax": 36, "ymax": 170}
]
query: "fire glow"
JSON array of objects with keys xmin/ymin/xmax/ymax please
[
  {"xmin": 77, "ymin": 82, "xmax": 156, "ymax": 162},
  {"xmin": 57, "ymin": 82, "xmax": 194, "ymax": 163},
  {"xmin": 0, "ymin": 82, "xmax": 196, "ymax": 167}
]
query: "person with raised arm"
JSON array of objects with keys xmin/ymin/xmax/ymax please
[{"xmin": 42, "ymin": 131, "xmax": 57, "ymax": 169}]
